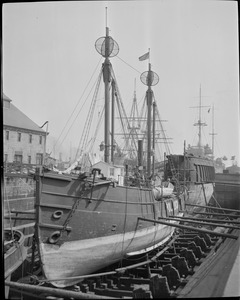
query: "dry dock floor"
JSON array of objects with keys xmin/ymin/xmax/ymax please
[{"xmin": 178, "ymin": 227, "xmax": 240, "ymax": 298}]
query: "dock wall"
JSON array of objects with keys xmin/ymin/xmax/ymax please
[{"xmin": 214, "ymin": 173, "xmax": 240, "ymax": 210}]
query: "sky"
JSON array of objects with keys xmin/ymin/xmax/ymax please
[{"xmin": 3, "ymin": 0, "xmax": 239, "ymax": 166}]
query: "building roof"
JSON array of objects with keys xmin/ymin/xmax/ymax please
[
  {"xmin": 226, "ymin": 164, "xmax": 240, "ymax": 174},
  {"xmin": 3, "ymin": 93, "xmax": 45, "ymax": 133}
]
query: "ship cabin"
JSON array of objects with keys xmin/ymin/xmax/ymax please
[
  {"xmin": 91, "ymin": 161, "xmax": 125, "ymax": 185},
  {"xmin": 165, "ymin": 154, "xmax": 215, "ymax": 185}
]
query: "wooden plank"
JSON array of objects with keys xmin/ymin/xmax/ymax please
[
  {"xmin": 5, "ymin": 281, "xmax": 116, "ymax": 299},
  {"xmin": 185, "ymin": 203, "xmax": 240, "ymax": 214},
  {"xmin": 138, "ymin": 217, "xmax": 239, "ymax": 239},
  {"xmin": 38, "ymin": 223, "xmax": 71, "ymax": 231},
  {"xmin": 4, "ymin": 222, "xmax": 35, "ymax": 230}
]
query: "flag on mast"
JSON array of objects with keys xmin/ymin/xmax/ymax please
[{"xmin": 139, "ymin": 52, "xmax": 149, "ymax": 61}]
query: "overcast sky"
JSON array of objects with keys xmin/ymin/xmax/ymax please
[{"xmin": 3, "ymin": 0, "xmax": 239, "ymax": 166}]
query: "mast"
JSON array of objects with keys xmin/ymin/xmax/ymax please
[
  {"xmin": 127, "ymin": 79, "xmax": 141, "ymax": 156},
  {"xmin": 152, "ymin": 100, "xmax": 156, "ymax": 175},
  {"xmin": 191, "ymin": 85, "xmax": 210, "ymax": 150},
  {"xmin": 140, "ymin": 61, "xmax": 159, "ymax": 177},
  {"xmin": 103, "ymin": 27, "xmax": 111, "ymax": 163},
  {"xmin": 131, "ymin": 79, "xmax": 140, "ymax": 131},
  {"xmin": 146, "ymin": 64, "xmax": 153, "ymax": 176},
  {"xmin": 195, "ymin": 85, "xmax": 206, "ymax": 148},
  {"xmin": 111, "ymin": 79, "xmax": 115, "ymax": 163},
  {"xmin": 209, "ymin": 103, "xmax": 217, "ymax": 159},
  {"xmin": 95, "ymin": 18, "xmax": 119, "ymax": 163},
  {"xmin": 198, "ymin": 85, "xmax": 202, "ymax": 147}
]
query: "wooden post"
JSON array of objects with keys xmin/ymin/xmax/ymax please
[
  {"xmin": 5, "ymin": 281, "xmax": 115, "ymax": 300},
  {"xmin": 150, "ymin": 275, "xmax": 171, "ymax": 298},
  {"xmin": 185, "ymin": 203, "xmax": 240, "ymax": 214},
  {"xmin": 138, "ymin": 217, "xmax": 238, "ymax": 239},
  {"xmin": 191, "ymin": 211, "xmax": 240, "ymax": 218},
  {"xmin": 170, "ymin": 215, "xmax": 240, "ymax": 225},
  {"xmin": 158, "ymin": 216, "xmax": 240, "ymax": 230}
]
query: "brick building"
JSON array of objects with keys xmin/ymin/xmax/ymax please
[{"xmin": 3, "ymin": 93, "xmax": 46, "ymax": 166}]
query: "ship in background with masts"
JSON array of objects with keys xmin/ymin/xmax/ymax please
[
  {"xmin": 186, "ymin": 85, "xmax": 212, "ymax": 157},
  {"xmin": 184, "ymin": 86, "xmax": 225, "ymax": 173},
  {"xmin": 164, "ymin": 85, "xmax": 215, "ymax": 210}
]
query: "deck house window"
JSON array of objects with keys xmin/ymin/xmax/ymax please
[
  {"xmin": 199, "ymin": 165, "xmax": 203, "ymax": 182},
  {"xmin": 195, "ymin": 164, "xmax": 199, "ymax": 182},
  {"xmin": 39, "ymin": 136, "xmax": 42, "ymax": 144},
  {"xmin": 206, "ymin": 166, "xmax": 210, "ymax": 182},
  {"xmin": 204, "ymin": 166, "xmax": 207, "ymax": 182},
  {"xmin": 18, "ymin": 132, "xmax": 21, "ymax": 142},
  {"xmin": 29, "ymin": 134, "xmax": 32, "ymax": 143},
  {"xmin": 6, "ymin": 131, "xmax": 9, "ymax": 140},
  {"xmin": 205, "ymin": 166, "xmax": 208, "ymax": 182},
  {"xmin": 211, "ymin": 167, "xmax": 215, "ymax": 180},
  {"xmin": 28, "ymin": 156, "xmax": 31, "ymax": 164},
  {"xmin": 202, "ymin": 166, "xmax": 206, "ymax": 182},
  {"xmin": 4, "ymin": 154, "xmax": 8, "ymax": 162}
]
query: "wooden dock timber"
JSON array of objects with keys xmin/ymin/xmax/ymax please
[
  {"xmin": 177, "ymin": 227, "xmax": 240, "ymax": 298},
  {"xmin": 138, "ymin": 217, "xmax": 239, "ymax": 239}
]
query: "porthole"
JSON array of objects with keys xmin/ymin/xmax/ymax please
[
  {"xmin": 52, "ymin": 210, "xmax": 63, "ymax": 219},
  {"xmin": 111, "ymin": 224, "xmax": 117, "ymax": 231},
  {"xmin": 48, "ymin": 231, "xmax": 61, "ymax": 244}
]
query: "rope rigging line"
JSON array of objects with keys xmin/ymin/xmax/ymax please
[
  {"xmin": 87, "ymin": 106, "xmax": 105, "ymax": 153},
  {"xmin": 80, "ymin": 70, "xmax": 104, "ymax": 154},
  {"xmin": 61, "ymin": 69, "xmax": 103, "ymax": 157},
  {"xmin": 50, "ymin": 57, "xmax": 103, "ymax": 155},
  {"xmin": 74, "ymin": 68, "xmax": 103, "ymax": 161},
  {"xmin": 111, "ymin": 67, "xmax": 138, "ymax": 157},
  {"xmin": 116, "ymin": 55, "xmax": 142, "ymax": 75},
  {"xmin": 155, "ymin": 104, "xmax": 172, "ymax": 156},
  {"xmin": 115, "ymin": 92, "xmax": 130, "ymax": 151},
  {"xmin": 119, "ymin": 108, "xmax": 138, "ymax": 159},
  {"xmin": 80, "ymin": 107, "xmax": 105, "ymax": 170}
]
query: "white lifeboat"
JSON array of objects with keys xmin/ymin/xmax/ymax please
[{"xmin": 152, "ymin": 181, "xmax": 174, "ymax": 200}]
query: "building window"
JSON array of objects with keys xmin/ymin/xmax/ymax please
[
  {"xmin": 36, "ymin": 153, "xmax": 43, "ymax": 165},
  {"xmin": 28, "ymin": 156, "xmax": 31, "ymax": 164},
  {"xmin": 6, "ymin": 131, "xmax": 9, "ymax": 140},
  {"xmin": 4, "ymin": 154, "xmax": 8, "ymax": 162},
  {"xmin": 39, "ymin": 136, "xmax": 42, "ymax": 144},
  {"xmin": 18, "ymin": 132, "xmax": 21, "ymax": 142},
  {"xmin": 110, "ymin": 168, "xmax": 115, "ymax": 176},
  {"xmin": 14, "ymin": 154, "xmax": 23, "ymax": 163},
  {"xmin": 29, "ymin": 134, "xmax": 32, "ymax": 143},
  {"xmin": 121, "ymin": 168, "xmax": 124, "ymax": 176}
]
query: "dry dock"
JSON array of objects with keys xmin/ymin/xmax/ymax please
[
  {"xmin": 4, "ymin": 173, "xmax": 240, "ymax": 299},
  {"xmin": 178, "ymin": 227, "xmax": 240, "ymax": 298},
  {"xmin": 214, "ymin": 172, "xmax": 240, "ymax": 210}
]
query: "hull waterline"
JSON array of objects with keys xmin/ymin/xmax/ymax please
[{"xmin": 39, "ymin": 222, "xmax": 177, "ymax": 287}]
